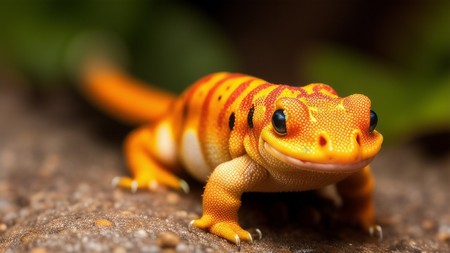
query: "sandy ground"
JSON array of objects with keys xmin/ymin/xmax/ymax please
[{"xmin": 0, "ymin": 85, "xmax": 449, "ymax": 253}]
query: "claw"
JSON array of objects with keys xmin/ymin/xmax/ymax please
[
  {"xmin": 248, "ymin": 228, "xmax": 262, "ymax": 240},
  {"xmin": 188, "ymin": 220, "xmax": 195, "ymax": 232},
  {"xmin": 246, "ymin": 232, "xmax": 253, "ymax": 244},
  {"xmin": 180, "ymin": 179, "xmax": 190, "ymax": 194},
  {"xmin": 369, "ymin": 225, "xmax": 383, "ymax": 241},
  {"xmin": 111, "ymin": 177, "xmax": 120, "ymax": 188},
  {"xmin": 256, "ymin": 229, "xmax": 262, "ymax": 240},
  {"xmin": 131, "ymin": 180, "xmax": 138, "ymax": 193},
  {"xmin": 234, "ymin": 234, "xmax": 241, "ymax": 251}
]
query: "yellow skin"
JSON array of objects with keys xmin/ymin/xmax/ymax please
[{"xmin": 82, "ymin": 66, "xmax": 383, "ymax": 245}]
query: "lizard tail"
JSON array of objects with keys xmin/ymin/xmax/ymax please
[{"xmin": 67, "ymin": 31, "xmax": 176, "ymax": 125}]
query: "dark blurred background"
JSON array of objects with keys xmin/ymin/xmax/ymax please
[{"xmin": 1, "ymin": 0, "xmax": 450, "ymax": 151}]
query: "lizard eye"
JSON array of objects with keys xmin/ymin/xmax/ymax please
[
  {"xmin": 369, "ymin": 110, "xmax": 378, "ymax": 133},
  {"xmin": 272, "ymin": 109, "xmax": 287, "ymax": 135}
]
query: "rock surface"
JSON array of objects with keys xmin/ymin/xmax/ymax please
[{"xmin": 0, "ymin": 86, "xmax": 449, "ymax": 252}]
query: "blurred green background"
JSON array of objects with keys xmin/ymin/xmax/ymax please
[{"xmin": 1, "ymin": 0, "xmax": 450, "ymax": 146}]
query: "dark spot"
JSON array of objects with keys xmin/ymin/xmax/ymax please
[
  {"xmin": 356, "ymin": 134, "xmax": 361, "ymax": 146},
  {"xmin": 319, "ymin": 136, "xmax": 327, "ymax": 147},
  {"xmin": 182, "ymin": 104, "xmax": 189, "ymax": 120},
  {"xmin": 247, "ymin": 105, "xmax": 255, "ymax": 128},
  {"xmin": 218, "ymin": 95, "xmax": 222, "ymax": 101},
  {"xmin": 228, "ymin": 112, "xmax": 235, "ymax": 130}
]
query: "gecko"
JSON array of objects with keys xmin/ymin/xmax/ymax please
[{"xmin": 80, "ymin": 63, "xmax": 383, "ymax": 246}]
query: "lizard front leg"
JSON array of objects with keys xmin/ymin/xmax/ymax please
[
  {"xmin": 336, "ymin": 166, "xmax": 380, "ymax": 235},
  {"xmin": 190, "ymin": 155, "xmax": 267, "ymax": 245}
]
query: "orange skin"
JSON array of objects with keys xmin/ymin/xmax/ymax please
[{"xmin": 82, "ymin": 65, "xmax": 383, "ymax": 245}]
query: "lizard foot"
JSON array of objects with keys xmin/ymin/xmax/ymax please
[
  {"xmin": 112, "ymin": 176, "xmax": 189, "ymax": 193},
  {"xmin": 189, "ymin": 217, "xmax": 257, "ymax": 247},
  {"xmin": 337, "ymin": 209, "xmax": 382, "ymax": 240}
]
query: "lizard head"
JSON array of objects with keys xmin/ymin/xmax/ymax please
[{"xmin": 259, "ymin": 84, "xmax": 383, "ymax": 173}]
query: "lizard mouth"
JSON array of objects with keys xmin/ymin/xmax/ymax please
[{"xmin": 263, "ymin": 141, "xmax": 373, "ymax": 173}]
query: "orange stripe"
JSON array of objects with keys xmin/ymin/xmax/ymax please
[
  {"xmin": 239, "ymin": 83, "xmax": 271, "ymax": 111},
  {"xmin": 197, "ymin": 73, "xmax": 245, "ymax": 166},
  {"xmin": 199, "ymin": 73, "xmax": 245, "ymax": 131},
  {"xmin": 203, "ymin": 73, "xmax": 245, "ymax": 108},
  {"xmin": 217, "ymin": 79, "xmax": 253, "ymax": 127},
  {"xmin": 182, "ymin": 73, "xmax": 216, "ymax": 105},
  {"xmin": 296, "ymin": 87, "xmax": 308, "ymax": 98}
]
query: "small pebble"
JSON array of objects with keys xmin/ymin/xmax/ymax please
[
  {"xmin": 121, "ymin": 211, "xmax": 133, "ymax": 216},
  {"xmin": 30, "ymin": 248, "xmax": 47, "ymax": 253},
  {"xmin": 113, "ymin": 188, "xmax": 125, "ymax": 200},
  {"xmin": 421, "ymin": 219, "xmax": 435, "ymax": 231},
  {"xmin": 135, "ymin": 229, "xmax": 148, "ymax": 238},
  {"xmin": 0, "ymin": 223, "xmax": 7, "ymax": 232},
  {"xmin": 157, "ymin": 231, "xmax": 180, "ymax": 248},
  {"xmin": 176, "ymin": 243, "xmax": 190, "ymax": 253},
  {"xmin": 38, "ymin": 154, "xmax": 60, "ymax": 177},
  {"xmin": 437, "ymin": 224, "xmax": 450, "ymax": 242},
  {"xmin": 166, "ymin": 192, "xmax": 180, "ymax": 204},
  {"xmin": 113, "ymin": 246, "xmax": 127, "ymax": 253},
  {"xmin": 161, "ymin": 249, "xmax": 176, "ymax": 253},
  {"xmin": 21, "ymin": 231, "xmax": 40, "ymax": 244},
  {"xmin": 175, "ymin": 210, "xmax": 188, "ymax": 219},
  {"xmin": 142, "ymin": 244, "xmax": 162, "ymax": 253},
  {"xmin": 95, "ymin": 219, "xmax": 113, "ymax": 227}
]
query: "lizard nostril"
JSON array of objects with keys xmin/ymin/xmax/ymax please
[
  {"xmin": 356, "ymin": 134, "xmax": 361, "ymax": 146},
  {"xmin": 319, "ymin": 135, "xmax": 327, "ymax": 147}
]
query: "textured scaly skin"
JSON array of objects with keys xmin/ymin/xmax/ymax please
[{"xmin": 82, "ymin": 66, "xmax": 383, "ymax": 245}]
